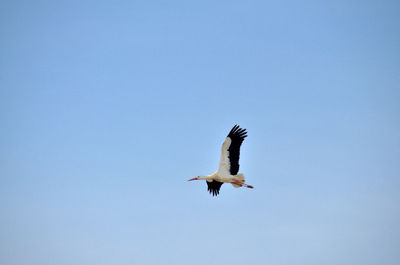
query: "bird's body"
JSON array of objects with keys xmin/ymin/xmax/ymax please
[{"xmin": 188, "ymin": 125, "xmax": 253, "ymax": 196}]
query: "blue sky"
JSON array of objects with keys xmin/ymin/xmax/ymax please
[{"xmin": 1, "ymin": 0, "xmax": 399, "ymax": 264}]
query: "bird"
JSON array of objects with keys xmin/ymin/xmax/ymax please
[{"xmin": 188, "ymin": 124, "xmax": 254, "ymax": 196}]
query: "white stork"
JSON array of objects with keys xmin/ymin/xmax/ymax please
[{"xmin": 188, "ymin": 125, "xmax": 254, "ymax": 196}]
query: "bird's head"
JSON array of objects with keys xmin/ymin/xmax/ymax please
[{"xmin": 187, "ymin": 176, "xmax": 200, "ymax": 181}]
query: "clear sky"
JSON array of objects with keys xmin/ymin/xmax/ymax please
[{"xmin": 1, "ymin": 0, "xmax": 399, "ymax": 264}]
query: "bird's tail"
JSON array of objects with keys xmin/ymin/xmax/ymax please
[{"xmin": 232, "ymin": 173, "xmax": 245, "ymax": 188}]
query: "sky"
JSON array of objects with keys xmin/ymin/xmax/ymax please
[{"xmin": 1, "ymin": 0, "xmax": 399, "ymax": 264}]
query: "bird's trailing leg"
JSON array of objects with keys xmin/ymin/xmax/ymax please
[
  {"xmin": 241, "ymin": 183, "xmax": 254, "ymax": 188},
  {"xmin": 231, "ymin": 180, "xmax": 254, "ymax": 189}
]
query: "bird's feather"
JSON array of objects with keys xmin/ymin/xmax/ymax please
[
  {"xmin": 206, "ymin": 180, "xmax": 223, "ymax": 196},
  {"xmin": 217, "ymin": 125, "xmax": 247, "ymax": 176}
]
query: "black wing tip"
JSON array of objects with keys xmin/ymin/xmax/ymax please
[
  {"xmin": 206, "ymin": 181, "xmax": 223, "ymax": 196},
  {"xmin": 228, "ymin": 124, "xmax": 248, "ymax": 138},
  {"xmin": 209, "ymin": 190, "xmax": 219, "ymax": 196},
  {"xmin": 207, "ymin": 188, "xmax": 220, "ymax": 196}
]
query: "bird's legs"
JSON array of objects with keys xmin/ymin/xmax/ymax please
[{"xmin": 231, "ymin": 180, "xmax": 254, "ymax": 189}]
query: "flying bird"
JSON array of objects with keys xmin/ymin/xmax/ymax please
[{"xmin": 188, "ymin": 125, "xmax": 254, "ymax": 196}]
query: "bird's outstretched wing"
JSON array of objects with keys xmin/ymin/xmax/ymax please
[
  {"xmin": 217, "ymin": 125, "xmax": 248, "ymax": 176},
  {"xmin": 207, "ymin": 180, "xmax": 223, "ymax": 196}
]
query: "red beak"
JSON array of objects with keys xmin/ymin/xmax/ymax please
[{"xmin": 187, "ymin": 177, "xmax": 198, "ymax": 181}]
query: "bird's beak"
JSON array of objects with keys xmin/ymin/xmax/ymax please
[{"xmin": 187, "ymin": 177, "xmax": 198, "ymax": 181}]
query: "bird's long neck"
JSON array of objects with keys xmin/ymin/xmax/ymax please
[{"xmin": 199, "ymin": 172, "xmax": 217, "ymax": 180}]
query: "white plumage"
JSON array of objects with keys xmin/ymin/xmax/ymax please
[{"xmin": 188, "ymin": 125, "xmax": 254, "ymax": 196}]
